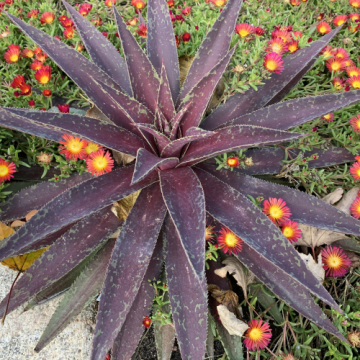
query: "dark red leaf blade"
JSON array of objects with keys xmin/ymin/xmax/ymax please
[
  {"xmin": 159, "ymin": 168, "xmax": 205, "ymax": 279},
  {"xmin": 179, "ymin": 126, "xmax": 305, "ymax": 167},
  {"xmin": 211, "ymin": 90, "xmax": 360, "ymax": 131},
  {"xmin": 0, "ymin": 172, "xmax": 91, "ymax": 222},
  {"xmin": 91, "ymin": 183, "xmax": 167, "ymax": 360},
  {"xmin": 0, "ymin": 206, "xmax": 121, "ymax": 318},
  {"xmin": 164, "ymin": 216, "xmax": 207, "ymax": 359},
  {"xmin": 194, "ymin": 167, "xmax": 342, "ymax": 312},
  {"xmin": 2, "ymin": 108, "xmax": 145, "ymax": 156},
  {"xmin": 62, "ymin": 0, "xmax": 132, "ymax": 95},
  {"xmin": 0, "ymin": 166, "xmax": 158, "ymax": 261},
  {"xmin": 137, "ymin": 124, "xmax": 171, "ymax": 153},
  {"xmin": 199, "ymin": 163, "xmax": 360, "ymax": 236},
  {"xmin": 157, "ymin": 64, "xmax": 176, "ymax": 121},
  {"xmin": 132, "ymin": 149, "xmax": 178, "ymax": 184},
  {"xmin": 35, "ymin": 238, "xmax": 117, "ymax": 352},
  {"xmin": 113, "ymin": 7, "xmax": 159, "ymax": 113},
  {"xmin": 169, "ymin": 102, "xmax": 192, "ymax": 140},
  {"xmin": 201, "ymin": 27, "xmax": 342, "ymax": 130},
  {"xmin": 177, "ymin": 0, "xmax": 242, "ymax": 105},
  {"xmin": 111, "ymin": 233, "xmax": 164, "ymax": 360},
  {"xmin": 178, "ymin": 47, "xmax": 236, "ymax": 135},
  {"xmin": 147, "ymin": 0, "xmax": 180, "ymax": 102}
]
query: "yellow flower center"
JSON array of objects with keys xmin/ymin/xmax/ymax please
[
  {"xmin": 328, "ymin": 254, "xmax": 341, "ymax": 268},
  {"xmin": 68, "ymin": 140, "xmax": 83, "ymax": 153},
  {"xmin": 0, "ymin": 165, "xmax": 9, "ymax": 177},
  {"xmin": 288, "ymin": 44, "xmax": 297, "ymax": 53},
  {"xmin": 214, "ymin": 0, "xmax": 224, "ymax": 5},
  {"xmin": 85, "ymin": 143, "xmax": 100, "ymax": 155},
  {"xmin": 224, "ymin": 232, "xmax": 239, "ymax": 247},
  {"xmin": 331, "ymin": 62, "xmax": 341, "ymax": 71},
  {"xmin": 249, "ymin": 328, "xmax": 262, "ymax": 341},
  {"xmin": 227, "ymin": 159, "xmax": 237, "ymax": 166},
  {"xmin": 352, "ymin": 80, "xmax": 360, "ymax": 89},
  {"xmin": 283, "ymin": 227, "xmax": 294, "ymax": 238},
  {"xmin": 319, "ymin": 26, "xmax": 327, "ymax": 33},
  {"xmin": 93, "ymin": 157, "xmax": 108, "ymax": 170},
  {"xmin": 9, "ymin": 54, "xmax": 19, "ymax": 62},
  {"xmin": 269, "ymin": 205, "xmax": 282, "ymax": 219},
  {"xmin": 357, "ymin": 120, "xmax": 360, "ymax": 128},
  {"xmin": 239, "ymin": 29, "xmax": 250, "ymax": 37},
  {"xmin": 349, "ymin": 70, "xmax": 358, "ymax": 77},
  {"xmin": 324, "ymin": 114, "xmax": 331, "ymax": 119},
  {"xmin": 40, "ymin": 75, "xmax": 49, "ymax": 84},
  {"xmin": 337, "ymin": 20, "xmax": 345, "ymax": 25}
]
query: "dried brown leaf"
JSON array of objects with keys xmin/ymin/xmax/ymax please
[
  {"xmin": 25, "ymin": 209, "xmax": 38, "ymax": 222},
  {"xmin": 216, "ymin": 305, "xmax": 249, "ymax": 337},
  {"xmin": 10, "ymin": 220, "xmax": 25, "ymax": 228},
  {"xmin": 299, "ymin": 253, "xmax": 325, "ymax": 283},
  {"xmin": 207, "ymin": 284, "xmax": 241, "ymax": 319}
]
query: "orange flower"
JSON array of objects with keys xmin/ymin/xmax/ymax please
[
  {"xmin": 290, "ymin": 0, "xmax": 300, "ymax": 5},
  {"xmin": 30, "ymin": 61, "xmax": 44, "ymax": 71},
  {"xmin": 244, "ymin": 320, "xmax": 272, "ymax": 351},
  {"xmin": 10, "ymin": 75, "xmax": 31, "ymax": 96},
  {"xmin": 131, "ymin": 0, "xmax": 145, "ymax": 8},
  {"xmin": 347, "ymin": 66, "xmax": 360, "ymax": 77},
  {"xmin": 350, "ymin": 114, "xmax": 360, "ymax": 133},
  {"xmin": 344, "ymin": 58, "xmax": 355, "ymax": 67},
  {"xmin": 86, "ymin": 149, "xmax": 114, "ymax": 176},
  {"xmin": 321, "ymin": 245, "xmax": 351, "ymax": 277},
  {"xmin": 326, "ymin": 57, "xmax": 345, "ymax": 73},
  {"xmin": 287, "ymin": 40, "xmax": 299, "ymax": 53},
  {"xmin": 265, "ymin": 38, "xmax": 288, "ymax": 55},
  {"xmin": 218, "ymin": 227, "xmax": 243, "ymax": 255},
  {"xmin": 321, "ymin": 45, "xmax": 333, "ymax": 58},
  {"xmin": 167, "ymin": 0, "xmax": 174, "ymax": 7},
  {"xmin": 205, "ymin": 224, "xmax": 215, "ymax": 241},
  {"xmin": 63, "ymin": 26, "xmax": 74, "ymax": 39},
  {"xmin": 281, "ymin": 220, "xmax": 301, "ymax": 243},
  {"xmin": 40, "ymin": 12, "xmax": 55, "ymax": 25},
  {"xmin": 126, "ymin": 17, "xmax": 138, "ymax": 26},
  {"xmin": 136, "ymin": 24, "xmax": 147, "ymax": 38},
  {"xmin": 262, "ymin": 197, "xmax": 291, "ymax": 225},
  {"xmin": 322, "ymin": 113, "xmax": 334, "ymax": 122},
  {"xmin": 35, "ymin": 50, "xmax": 47, "ymax": 63},
  {"xmin": 235, "ymin": 23, "xmax": 254, "ymax": 38},
  {"xmin": 60, "ymin": 18, "xmax": 74, "ymax": 27},
  {"xmin": 333, "ymin": 15, "xmax": 348, "ymax": 26},
  {"xmin": 347, "ymin": 76, "xmax": 360, "ymax": 89},
  {"xmin": 0, "ymin": 159, "xmax": 16, "ymax": 183},
  {"xmin": 210, "ymin": 0, "xmax": 226, "ymax": 6},
  {"xmin": 292, "ymin": 30, "xmax": 303, "ymax": 39},
  {"xmin": 271, "ymin": 30, "xmax": 291, "ymax": 43},
  {"xmin": 350, "ymin": 0, "xmax": 360, "ymax": 7},
  {"xmin": 349, "ymin": 13, "xmax": 360, "ymax": 22},
  {"xmin": 21, "ymin": 48, "xmax": 34, "ymax": 58},
  {"xmin": 85, "ymin": 142, "xmax": 102, "ymax": 156},
  {"xmin": 263, "ymin": 52, "xmax": 284, "ymax": 74},
  {"xmin": 27, "ymin": 9, "xmax": 39, "ymax": 18},
  {"xmin": 35, "ymin": 65, "xmax": 51, "ymax": 85},
  {"xmin": 317, "ymin": 21, "xmax": 331, "ymax": 34},
  {"xmin": 350, "ymin": 162, "xmax": 360, "ymax": 181},
  {"xmin": 59, "ymin": 134, "xmax": 88, "ymax": 161},
  {"xmin": 43, "ymin": 89, "xmax": 52, "ymax": 97},
  {"xmin": 226, "ymin": 157, "xmax": 239, "ymax": 167},
  {"xmin": 351, "ymin": 197, "xmax": 360, "ymax": 219},
  {"xmin": 142, "ymin": 316, "xmax": 151, "ymax": 328},
  {"xmin": 4, "ymin": 44, "xmax": 20, "ymax": 63},
  {"xmin": 104, "ymin": 0, "xmax": 116, "ymax": 6}
]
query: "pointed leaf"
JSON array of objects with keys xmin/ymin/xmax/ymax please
[
  {"xmin": 179, "ymin": 47, "xmax": 235, "ymax": 135},
  {"xmin": 211, "ymin": 90, "xmax": 360, "ymax": 131},
  {"xmin": 138, "ymin": 124, "xmax": 171, "ymax": 153},
  {"xmin": 194, "ymin": 167, "xmax": 342, "ymax": 312},
  {"xmin": 169, "ymin": 101, "xmax": 192, "ymax": 140},
  {"xmin": 158, "ymin": 64, "xmax": 176, "ymax": 121},
  {"xmin": 0, "ymin": 206, "xmax": 121, "ymax": 318},
  {"xmin": 91, "ymin": 183, "xmax": 166, "ymax": 360},
  {"xmin": 111, "ymin": 233, "xmax": 164, "ymax": 360},
  {"xmin": 178, "ymin": 0, "xmax": 242, "ymax": 104},
  {"xmin": 333, "ymin": 238, "xmax": 360, "ymax": 253},
  {"xmin": 156, "ymin": 106, "xmax": 171, "ymax": 136},
  {"xmin": 147, "ymin": 0, "xmax": 180, "ymax": 102},
  {"xmin": 35, "ymin": 238, "xmax": 116, "ymax": 352},
  {"xmin": 114, "ymin": 7, "xmax": 159, "ymax": 113},
  {"xmin": 179, "ymin": 125, "xmax": 305, "ymax": 167},
  {"xmin": 0, "ymin": 172, "xmax": 91, "ymax": 222},
  {"xmin": 2, "ymin": 108, "xmax": 145, "ymax": 156},
  {"xmin": 160, "ymin": 168, "xmax": 205, "ymax": 279},
  {"xmin": 62, "ymin": 0, "xmax": 132, "ymax": 95},
  {"xmin": 201, "ymin": 27, "xmax": 342, "ymax": 129},
  {"xmin": 133, "ymin": 148, "xmax": 178, "ymax": 184},
  {"xmin": 0, "ymin": 166, "xmax": 158, "ymax": 261},
  {"xmin": 164, "ymin": 216, "xmax": 207, "ymax": 360}
]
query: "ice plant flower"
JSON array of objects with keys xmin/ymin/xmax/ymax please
[
  {"xmin": 21, "ymin": 48, "xmax": 34, "ymax": 58},
  {"xmin": 322, "ymin": 113, "xmax": 334, "ymax": 122},
  {"xmin": 210, "ymin": 0, "xmax": 226, "ymax": 6},
  {"xmin": 58, "ymin": 104, "xmax": 70, "ymax": 113},
  {"xmin": 350, "ymin": 162, "xmax": 360, "ymax": 180},
  {"xmin": 4, "ymin": 44, "xmax": 20, "ymax": 63},
  {"xmin": 10, "ymin": 75, "xmax": 31, "ymax": 96},
  {"xmin": 59, "ymin": 134, "xmax": 87, "ymax": 160},
  {"xmin": 182, "ymin": 6, "xmax": 191, "ymax": 16},
  {"xmin": 131, "ymin": 0, "xmax": 145, "ymax": 9},
  {"xmin": 142, "ymin": 316, "xmax": 151, "ymax": 328},
  {"xmin": 226, "ymin": 157, "xmax": 239, "ymax": 167},
  {"xmin": 40, "ymin": 12, "xmax": 55, "ymax": 25},
  {"xmin": 347, "ymin": 66, "xmax": 360, "ymax": 77},
  {"xmin": 136, "ymin": 24, "xmax": 147, "ymax": 37},
  {"xmin": 349, "ymin": 13, "xmax": 360, "ymax": 22},
  {"xmin": 167, "ymin": 0, "xmax": 174, "ymax": 7},
  {"xmin": 287, "ymin": 40, "xmax": 299, "ymax": 53},
  {"xmin": 217, "ymin": 227, "xmax": 243, "ymax": 255},
  {"xmin": 265, "ymin": 38, "xmax": 288, "ymax": 55},
  {"xmin": 85, "ymin": 142, "xmax": 102, "ymax": 156},
  {"xmin": 348, "ymin": 331, "xmax": 360, "ymax": 347},
  {"xmin": 104, "ymin": 0, "xmax": 116, "ymax": 5},
  {"xmin": 28, "ymin": 100, "xmax": 35, "ymax": 107},
  {"xmin": 347, "ymin": 76, "xmax": 360, "ymax": 89},
  {"xmin": 205, "ymin": 225, "xmax": 215, "ymax": 241},
  {"xmin": 350, "ymin": 0, "xmax": 360, "ymax": 7},
  {"xmin": 254, "ymin": 26, "xmax": 265, "ymax": 36},
  {"xmin": 86, "ymin": 149, "xmax": 114, "ymax": 176},
  {"xmin": 333, "ymin": 15, "xmax": 348, "ymax": 27},
  {"xmin": 235, "ymin": 23, "xmax": 253, "ymax": 38},
  {"xmin": 317, "ymin": 21, "xmax": 331, "ymax": 34},
  {"xmin": 350, "ymin": 197, "xmax": 360, "ymax": 219},
  {"xmin": 0, "ymin": 159, "xmax": 16, "ymax": 183},
  {"xmin": 321, "ymin": 45, "xmax": 333, "ymax": 58},
  {"xmin": 271, "ymin": 30, "xmax": 291, "ymax": 43},
  {"xmin": 350, "ymin": 114, "xmax": 360, "ymax": 133},
  {"xmin": 326, "ymin": 57, "xmax": 345, "ymax": 73},
  {"xmin": 63, "ymin": 26, "xmax": 75, "ymax": 39},
  {"xmin": 182, "ymin": 32, "xmax": 191, "ymax": 43},
  {"xmin": 34, "ymin": 65, "xmax": 51, "ymax": 85},
  {"xmin": 36, "ymin": 152, "xmax": 53, "ymax": 164},
  {"xmin": 27, "ymin": 9, "xmax": 39, "ymax": 18},
  {"xmin": 292, "ymin": 30, "xmax": 303, "ymax": 39},
  {"xmin": 333, "ymin": 48, "xmax": 349, "ymax": 60},
  {"xmin": 281, "ymin": 220, "xmax": 301, "ymax": 243},
  {"xmin": 244, "ymin": 319, "xmax": 272, "ymax": 351},
  {"xmin": 43, "ymin": 89, "xmax": 52, "ymax": 97},
  {"xmin": 263, "ymin": 52, "xmax": 284, "ymax": 74},
  {"xmin": 30, "ymin": 61, "xmax": 44, "ymax": 71},
  {"xmin": 35, "ymin": 50, "xmax": 47, "ymax": 63},
  {"xmin": 126, "ymin": 17, "xmax": 138, "ymax": 26},
  {"xmin": 321, "ymin": 246, "xmax": 351, "ymax": 277},
  {"xmin": 60, "ymin": 18, "xmax": 74, "ymax": 27},
  {"xmin": 262, "ymin": 198, "xmax": 291, "ymax": 225},
  {"xmin": 79, "ymin": 3, "xmax": 92, "ymax": 16}
]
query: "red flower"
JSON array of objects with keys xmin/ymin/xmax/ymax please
[
  {"xmin": 131, "ymin": 0, "xmax": 145, "ymax": 8},
  {"xmin": 332, "ymin": 77, "xmax": 344, "ymax": 90},
  {"xmin": 287, "ymin": 40, "xmax": 299, "ymax": 53},
  {"xmin": 350, "ymin": 161, "xmax": 360, "ymax": 180},
  {"xmin": 136, "ymin": 24, "xmax": 147, "ymax": 38},
  {"xmin": 350, "ymin": 114, "xmax": 360, "ymax": 133},
  {"xmin": 59, "ymin": 134, "xmax": 87, "ymax": 160},
  {"xmin": 4, "ymin": 44, "xmax": 20, "ymax": 63},
  {"xmin": 263, "ymin": 52, "xmax": 284, "ymax": 74},
  {"xmin": 63, "ymin": 26, "xmax": 75, "ymax": 39},
  {"xmin": 61, "ymin": 18, "xmax": 74, "ymax": 27},
  {"xmin": 347, "ymin": 76, "xmax": 360, "ymax": 89},
  {"xmin": 28, "ymin": 100, "xmax": 35, "ymax": 107},
  {"xmin": 167, "ymin": 0, "xmax": 174, "ymax": 7},
  {"xmin": 30, "ymin": 61, "xmax": 44, "ymax": 71},
  {"xmin": 326, "ymin": 57, "xmax": 345, "ymax": 73},
  {"xmin": 333, "ymin": 15, "xmax": 348, "ymax": 27},
  {"xmin": 235, "ymin": 23, "xmax": 254, "ymax": 38},
  {"xmin": 142, "ymin": 316, "xmax": 151, "ymax": 328},
  {"xmin": 244, "ymin": 319, "xmax": 272, "ymax": 351},
  {"xmin": 182, "ymin": 32, "xmax": 191, "ymax": 43},
  {"xmin": 210, "ymin": 0, "xmax": 226, "ymax": 6},
  {"xmin": 35, "ymin": 65, "xmax": 51, "ymax": 85},
  {"xmin": 321, "ymin": 246, "xmax": 351, "ymax": 277},
  {"xmin": 182, "ymin": 6, "xmax": 191, "ymax": 16},
  {"xmin": 10, "ymin": 75, "xmax": 31, "ymax": 96},
  {"xmin": 40, "ymin": 12, "xmax": 55, "ymax": 25},
  {"xmin": 175, "ymin": 34, "xmax": 181, "ymax": 47},
  {"xmin": 35, "ymin": 49, "xmax": 47, "ymax": 63},
  {"xmin": 104, "ymin": 0, "xmax": 116, "ymax": 6},
  {"xmin": 351, "ymin": 197, "xmax": 360, "ymax": 219},
  {"xmin": 322, "ymin": 113, "xmax": 334, "ymax": 122},
  {"xmin": 265, "ymin": 38, "xmax": 288, "ymax": 55},
  {"xmin": 349, "ymin": 13, "xmax": 360, "ymax": 22},
  {"xmin": 43, "ymin": 89, "xmax": 52, "ymax": 97},
  {"xmin": 27, "ymin": 9, "xmax": 39, "ymax": 18},
  {"xmin": 21, "ymin": 48, "xmax": 34, "ymax": 58},
  {"xmin": 86, "ymin": 149, "xmax": 114, "ymax": 176},
  {"xmin": 333, "ymin": 48, "xmax": 349, "ymax": 60},
  {"xmin": 58, "ymin": 15, "xmax": 68, "ymax": 22},
  {"xmin": 0, "ymin": 158, "xmax": 16, "ymax": 183},
  {"xmin": 347, "ymin": 66, "xmax": 360, "ymax": 78},
  {"xmin": 317, "ymin": 21, "xmax": 331, "ymax": 34},
  {"xmin": 126, "ymin": 17, "xmax": 138, "ymax": 26},
  {"xmin": 58, "ymin": 104, "xmax": 70, "ymax": 113},
  {"xmin": 254, "ymin": 26, "xmax": 265, "ymax": 36},
  {"xmin": 292, "ymin": 30, "xmax": 303, "ymax": 39},
  {"xmin": 271, "ymin": 30, "xmax": 291, "ymax": 42},
  {"xmin": 262, "ymin": 197, "xmax": 291, "ymax": 225},
  {"xmin": 218, "ymin": 227, "xmax": 243, "ymax": 255},
  {"xmin": 92, "ymin": 17, "xmax": 103, "ymax": 27},
  {"xmin": 79, "ymin": 3, "xmax": 92, "ymax": 16},
  {"xmin": 281, "ymin": 220, "xmax": 301, "ymax": 243},
  {"xmin": 350, "ymin": 0, "xmax": 360, "ymax": 7},
  {"xmin": 226, "ymin": 157, "xmax": 239, "ymax": 167}
]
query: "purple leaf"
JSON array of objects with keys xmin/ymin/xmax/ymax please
[
  {"xmin": 0, "ymin": 172, "xmax": 92, "ymax": 222},
  {"xmin": 159, "ymin": 168, "xmax": 205, "ymax": 279},
  {"xmin": 199, "ymin": 163, "xmax": 360, "ymax": 236},
  {"xmin": 164, "ymin": 216, "xmax": 207, "ymax": 359},
  {"xmin": 156, "ymin": 106, "xmax": 171, "ymax": 136},
  {"xmin": 0, "ymin": 166, "xmax": 158, "ymax": 261},
  {"xmin": 62, "ymin": 0, "xmax": 132, "ymax": 95},
  {"xmin": 132, "ymin": 148, "xmax": 178, "ymax": 184},
  {"xmin": 169, "ymin": 101, "xmax": 192, "ymax": 140},
  {"xmin": 0, "ymin": 206, "xmax": 121, "ymax": 318},
  {"xmin": 201, "ymin": 27, "xmax": 342, "ymax": 130},
  {"xmin": 157, "ymin": 64, "xmax": 176, "ymax": 121},
  {"xmin": 147, "ymin": 0, "xmax": 180, "ymax": 102},
  {"xmin": 113, "ymin": 7, "xmax": 159, "ymax": 113},
  {"xmin": 111, "ymin": 233, "xmax": 164, "ymax": 360},
  {"xmin": 35, "ymin": 238, "xmax": 117, "ymax": 352},
  {"xmin": 137, "ymin": 124, "xmax": 170, "ymax": 153},
  {"xmin": 91, "ymin": 183, "xmax": 166, "ymax": 360},
  {"xmin": 2, "ymin": 108, "xmax": 145, "ymax": 156},
  {"xmin": 177, "ymin": 0, "xmax": 242, "ymax": 105},
  {"xmin": 179, "ymin": 126, "xmax": 305, "ymax": 167},
  {"xmin": 210, "ymin": 90, "xmax": 360, "ymax": 131},
  {"xmin": 194, "ymin": 167, "xmax": 342, "ymax": 312}
]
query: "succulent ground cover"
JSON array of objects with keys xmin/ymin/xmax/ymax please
[{"xmin": 2, "ymin": 0, "xmax": 360, "ymax": 359}]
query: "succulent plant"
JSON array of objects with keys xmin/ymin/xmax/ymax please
[{"xmin": 1, "ymin": 0, "xmax": 360, "ymax": 359}]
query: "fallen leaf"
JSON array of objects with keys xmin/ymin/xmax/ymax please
[
  {"xmin": 10, "ymin": 220, "xmax": 26, "ymax": 228},
  {"xmin": 296, "ymin": 187, "xmax": 359, "ymax": 248},
  {"xmin": 25, "ymin": 209, "xmax": 38, "ymax": 222},
  {"xmin": 208, "ymin": 284, "xmax": 241, "ymax": 319},
  {"xmin": 299, "ymin": 253, "xmax": 325, "ymax": 283},
  {"xmin": 216, "ymin": 305, "xmax": 249, "ymax": 337},
  {"xmin": 0, "ymin": 221, "xmax": 15, "ymax": 240},
  {"xmin": 214, "ymin": 257, "xmax": 256, "ymax": 300},
  {"xmin": 111, "ymin": 191, "xmax": 140, "ymax": 221}
]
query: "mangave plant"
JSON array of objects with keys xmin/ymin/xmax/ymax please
[{"xmin": 1, "ymin": 0, "xmax": 360, "ymax": 358}]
